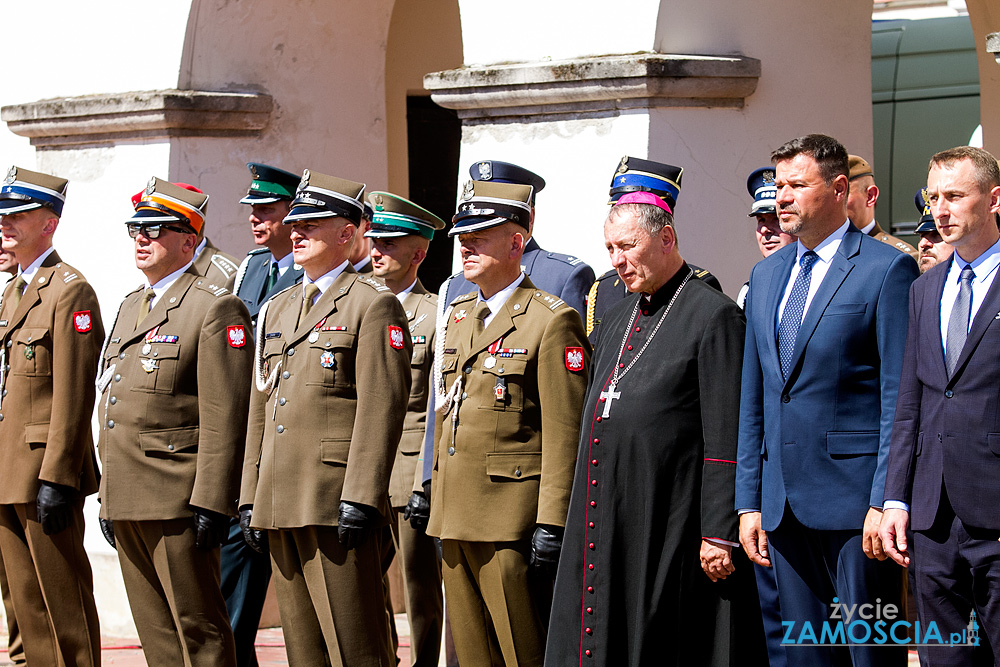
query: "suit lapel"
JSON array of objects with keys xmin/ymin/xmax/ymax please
[
  {"xmin": 264, "ymin": 263, "xmax": 303, "ymax": 302},
  {"xmin": 2, "ymin": 251, "xmax": 62, "ymax": 330},
  {"xmin": 925, "ymin": 260, "xmax": 950, "ymax": 382},
  {"xmin": 122, "ymin": 272, "xmax": 196, "ymax": 347},
  {"xmin": 782, "ymin": 229, "xmax": 859, "ymax": 388},
  {"xmin": 290, "ymin": 270, "xmax": 355, "ymax": 342},
  {"xmin": 952, "ymin": 260, "xmax": 1000, "ymax": 381},
  {"xmin": 466, "ymin": 282, "xmax": 532, "ymax": 362}
]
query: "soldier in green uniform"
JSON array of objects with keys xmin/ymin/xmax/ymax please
[
  {"xmin": 240, "ymin": 170, "xmax": 412, "ymax": 667},
  {"xmin": 424, "ymin": 179, "xmax": 590, "ymax": 666},
  {"xmin": 365, "ymin": 191, "xmax": 445, "ymax": 667}
]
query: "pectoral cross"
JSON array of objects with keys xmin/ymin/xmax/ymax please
[{"xmin": 600, "ymin": 382, "xmax": 621, "ymax": 419}]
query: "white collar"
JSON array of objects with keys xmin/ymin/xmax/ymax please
[
  {"xmin": 18, "ymin": 246, "xmax": 56, "ymax": 285},
  {"xmin": 396, "ymin": 278, "xmax": 417, "ymax": 303},
  {"xmin": 304, "ymin": 260, "xmax": 351, "ymax": 298},
  {"xmin": 477, "ymin": 272, "xmax": 526, "ymax": 315},
  {"xmin": 796, "ymin": 220, "xmax": 850, "ymax": 264}
]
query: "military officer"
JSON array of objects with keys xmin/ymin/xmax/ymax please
[
  {"xmin": 586, "ymin": 157, "xmax": 721, "ymax": 342},
  {"xmin": 365, "ymin": 191, "xmax": 445, "ymax": 667},
  {"xmin": 847, "ymin": 154, "xmax": 919, "ymax": 260},
  {"xmin": 439, "ymin": 161, "xmax": 594, "ymax": 317},
  {"xmin": 422, "ymin": 179, "xmax": 589, "ymax": 667},
  {"xmin": 0, "ymin": 166, "xmax": 103, "ymax": 666},
  {"xmin": 240, "ymin": 169, "xmax": 411, "ymax": 666},
  {"xmin": 98, "ymin": 178, "xmax": 253, "ymax": 667},
  {"xmin": 914, "ymin": 187, "xmax": 954, "ymax": 273},
  {"xmin": 736, "ymin": 167, "xmax": 797, "ymax": 309},
  {"xmin": 349, "ymin": 202, "xmax": 375, "ymax": 274}
]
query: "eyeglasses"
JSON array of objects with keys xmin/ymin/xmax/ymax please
[{"xmin": 126, "ymin": 223, "xmax": 192, "ymax": 239}]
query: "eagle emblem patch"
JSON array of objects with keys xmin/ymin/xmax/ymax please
[
  {"xmin": 389, "ymin": 325, "xmax": 405, "ymax": 350},
  {"xmin": 227, "ymin": 325, "xmax": 246, "ymax": 348},
  {"xmin": 73, "ymin": 310, "xmax": 92, "ymax": 333},
  {"xmin": 565, "ymin": 347, "xmax": 585, "ymax": 372}
]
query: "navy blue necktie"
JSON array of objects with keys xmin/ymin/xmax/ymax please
[{"xmin": 778, "ymin": 251, "xmax": 818, "ymax": 379}]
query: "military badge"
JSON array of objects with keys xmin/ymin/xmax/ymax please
[
  {"xmin": 145, "ymin": 176, "xmax": 156, "ymax": 197},
  {"xmin": 298, "ymin": 169, "xmax": 311, "ymax": 192},
  {"xmin": 142, "ymin": 343, "xmax": 152, "ymax": 355},
  {"xmin": 227, "ymin": 325, "xmax": 247, "ymax": 348},
  {"xmin": 4, "ymin": 167, "xmax": 16, "ymax": 184},
  {"xmin": 494, "ymin": 377, "xmax": 506, "ymax": 401},
  {"xmin": 249, "ymin": 164, "xmax": 259, "ymax": 179},
  {"xmin": 617, "ymin": 156, "xmax": 629, "ymax": 174},
  {"xmin": 565, "ymin": 347, "xmax": 585, "ymax": 372},
  {"xmin": 484, "ymin": 357, "xmax": 497, "ymax": 369},
  {"xmin": 388, "ymin": 325, "xmax": 405, "ymax": 350},
  {"xmin": 762, "ymin": 170, "xmax": 774, "ymax": 185},
  {"xmin": 320, "ymin": 351, "xmax": 335, "ymax": 368},
  {"xmin": 454, "ymin": 309, "xmax": 467, "ymax": 323},
  {"xmin": 141, "ymin": 358, "xmax": 159, "ymax": 373},
  {"xmin": 461, "ymin": 180, "xmax": 475, "ymax": 201},
  {"xmin": 374, "ymin": 193, "xmax": 384, "ymax": 211},
  {"xmin": 23, "ymin": 345, "xmax": 33, "ymax": 360},
  {"xmin": 308, "ymin": 331, "xmax": 319, "ymax": 344},
  {"xmin": 478, "ymin": 162, "xmax": 492, "ymax": 180},
  {"xmin": 73, "ymin": 310, "xmax": 92, "ymax": 333}
]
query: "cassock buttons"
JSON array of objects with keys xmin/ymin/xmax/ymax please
[
  {"xmin": 588, "ymin": 586, "xmax": 594, "ymax": 593},
  {"xmin": 618, "ymin": 363, "xmax": 624, "ymax": 368},
  {"xmin": 591, "ymin": 480, "xmax": 598, "ymax": 486},
  {"xmin": 596, "ymin": 417, "xmax": 602, "ymax": 422},
  {"xmin": 589, "ymin": 542, "xmax": 595, "ymax": 549},
  {"xmin": 590, "ymin": 501, "xmax": 596, "ymax": 507},
  {"xmin": 635, "ymin": 326, "xmax": 641, "ymax": 332},
  {"xmin": 592, "ymin": 459, "xmax": 598, "ymax": 466},
  {"xmin": 627, "ymin": 345, "xmax": 633, "ymax": 351},
  {"xmin": 589, "ymin": 564, "xmax": 594, "ymax": 570},
  {"xmin": 589, "ymin": 521, "xmax": 595, "ymax": 528},
  {"xmin": 586, "ymin": 627, "xmax": 592, "ymax": 634},
  {"xmin": 586, "ymin": 650, "xmax": 592, "ymax": 657},
  {"xmin": 587, "ymin": 607, "xmax": 593, "ymax": 613},
  {"xmin": 593, "ymin": 438, "xmax": 599, "ymax": 444}
]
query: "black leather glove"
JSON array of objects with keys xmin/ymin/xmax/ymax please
[
  {"xmin": 36, "ymin": 482, "xmax": 76, "ymax": 535},
  {"xmin": 99, "ymin": 518, "xmax": 116, "ymax": 548},
  {"xmin": 193, "ymin": 508, "xmax": 230, "ymax": 550},
  {"xmin": 239, "ymin": 506, "xmax": 267, "ymax": 555},
  {"xmin": 530, "ymin": 524, "xmax": 563, "ymax": 575},
  {"xmin": 402, "ymin": 484, "xmax": 431, "ymax": 533},
  {"xmin": 337, "ymin": 501, "xmax": 379, "ymax": 550}
]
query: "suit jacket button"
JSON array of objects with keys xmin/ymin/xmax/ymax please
[
  {"xmin": 945, "ymin": 390, "xmax": 954, "ymax": 398},
  {"xmin": 277, "ymin": 425, "xmax": 285, "ymax": 434},
  {"xmin": 448, "ymin": 447, "xmax": 455, "ymax": 456},
  {"xmin": 781, "ymin": 394, "xmax": 790, "ymax": 403}
]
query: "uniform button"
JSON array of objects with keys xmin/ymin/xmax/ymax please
[
  {"xmin": 591, "ymin": 480, "xmax": 598, "ymax": 487},
  {"xmin": 110, "ymin": 396, "xmax": 117, "ymax": 405},
  {"xmin": 114, "ymin": 374, "xmax": 121, "ymax": 382},
  {"xmin": 287, "ymin": 348, "xmax": 295, "ymax": 356},
  {"xmin": 589, "ymin": 542, "xmax": 595, "ymax": 549},
  {"xmin": 587, "ymin": 607, "xmax": 593, "ymax": 614},
  {"xmin": 590, "ymin": 501, "xmax": 596, "ymax": 508},
  {"xmin": 498, "ymin": 368, "xmax": 504, "ymax": 374},
  {"xmin": 461, "ymin": 392, "xmax": 468, "ymax": 400},
  {"xmin": 627, "ymin": 345, "xmax": 633, "ymax": 351},
  {"xmin": 448, "ymin": 447, "xmax": 455, "ymax": 456},
  {"xmin": 593, "ymin": 438, "xmax": 599, "ymax": 444},
  {"xmin": 0, "ymin": 413, "xmax": 3, "ymax": 421},
  {"xmin": 589, "ymin": 564, "xmax": 594, "ymax": 570},
  {"xmin": 514, "ymin": 469, "xmax": 522, "ymax": 477},
  {"xmin": 586, "ymin": 627, "xmax": 592, "ymax": 634},
  {"xmin": 4, "ymin": 341, "xmax": 10, "ymax": 348},
  {"xmin": 463, "ymin": 365, "xmax": 472, "ymax": 373},
  {"xmin": 282, "ymin": 371, "xmax": 290, "ymax": 379},
  {"xmin": 635, "ymin": 326, "xmax": 641, "ymax": 332},
  {"xmin": 119, "ymin": 352, "xmax": 126, "ymax": 359},
  {"xmin": 107, "ymin": 420, "xmax": 114, "ymax": 428},
  {"xmin": 592, "ymin": 459, "xmax": 598, "ymax": 466},
  {"xmin": 781, "ymin": 394, "xmax": 790, "ymax": 403},
  {"xmin": 277, "ymin": 425, "xmax": 285, "ymax": 433},
  {"xmin": 589, "ymin": 521, "xmax": 595, "ymax": 528},
  {"xmin": 279, "ymin": 397, "xmax": 286, "ymax": 406},
  {"xmin": 587, "ymin": 586, "xmax": 594, "ymax": 593},
  {"xmin": 596, "ymin": 417, "xmax": 602, "ymax": 423},
  {"xmin": 167, "ymin": 444, "xmax": 174, "ymax": 451},
  {"xmin": 618, "ymin": 363, "xmax": 624, "ymax": 369},
  {"xmin": 945, "ymin": 390, "xmax": 954, "ymax": 398}
]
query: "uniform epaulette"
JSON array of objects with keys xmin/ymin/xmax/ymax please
[
  {"xmin": 693, "ymin": 268, "xmax": 710, "ymax": 279},
  {"xmin": 195, "ymin": 280, "xmax": 230, "ymax": 297},
  {"xmin": 545, "ymin": 252, "xmax": 584, "ymax": 267},
  {"xmin": 61, "ymin": 270, "xmax": 79, "ymax": 284},
  {"xmin": 531, "ymin": 290, "xmax": 566, "ymax": 311},
  {"xmin": 451, "ymin": 292, "xmax": 477, "ymax": 307},
  {"xmin": 211, "ymin": 254, "xmax": 239, "ymax": 276},
  {"xmin": 357, "ymin": 276, "xmax": 391, "ymax": 292},
  {"xmin": 246, "ymin": 248, "xmax": 269, "ymax": 256},
  {"xmin": 597, "ymin": 269, "xmax": 618, "ymax": 282}
]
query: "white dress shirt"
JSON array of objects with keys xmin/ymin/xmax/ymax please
[
  {"xmin": 303, "ymin": 260, "xmax": 350, "ymax": 306},
  {"xmin": 939, "ymin": 237, "xmax": 1000, "ymax": 351},
  {"xmin": 396, "ymin": 279, "xmax": 417, "ymax": 304},
  {"xmin": 477, "ymin": 273, "xmax": 526, "ymax": 328},
  {"xmin": 16, "ymin": 246, "xmax": 56, "ymax": 288},
  {"xmin": 146, "ymin": 260, "xmax": 195, "ymax": 309}
]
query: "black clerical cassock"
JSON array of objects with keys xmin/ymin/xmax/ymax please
[{"xmin": 545, "ymin": 263, "xmax": 766, "ymax": 666}]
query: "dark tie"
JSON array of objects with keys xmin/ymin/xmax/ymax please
[
  {"xmin": 261, "ymin": 261, "xmax": 279, "ymax": 300},
  {"xmin": 299, "ymin": 284, "xmax": 320, "ymax": 326},
  {"xmin": 8, "ymin": 275, "xmax": 26, "ymax": 311},
  {"xmin": 778, "ymin": 251, "xmax": 818, "ymax": 380},
  {"xmin": 136, "ymin": 288, "xmax": 155, "ymax": 327},
  {"xmin": 473, "ymin": 301, "xmax": 490, "ymax": 336},
  {"xmin": 945, "ymin": 264, "xmax": 974, "ymax": 377}
]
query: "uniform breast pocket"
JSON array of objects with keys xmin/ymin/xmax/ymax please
[
  {"xmin": 308, "ymin": 332, "xmax": 356, "ymax": 389},
  {"xmin": 134, "ymin": 344, "xmax": 181, "ymax": 394},
  {"xmin": 13, "ymin": 327, "xmax": 52, "ymax": 376},
  {"xmin": 479, "ymin": 357, "xmax": 528, "ymax": 412}
]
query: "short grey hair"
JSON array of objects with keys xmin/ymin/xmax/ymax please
[{"xmin": 605, "ymin": 203, "xmax": 678, "ymax": 241}]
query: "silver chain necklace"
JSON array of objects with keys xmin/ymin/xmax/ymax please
[{"xmin": 599, "ymin": 269, "xmax": 693, "ymax": 419}]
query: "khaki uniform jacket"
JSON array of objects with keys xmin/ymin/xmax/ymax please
[
  {"xmin": 0, "ymin": 252, "xmax": 103, "ymax": 503},
  {"xmin": 241, "ymin": 270, "xmax": 412, "ymax": 529},
  {"xmin": 388, "ymin": 280, "xmax": 437, "ymax": 507},
  {"xmin": 97, "ymin": 269, "xmax": 253, "ymax": 521},
  {"xmin": 427, "ymin": 277, "xmax": 590, "ymax": 543},
  {"xmin": 869, "ymin": 222, "xmax": 918, "ymax": 261},
  {"xmin": 194, "ymin": 238, "xmax": 239, "ymax": 291}
]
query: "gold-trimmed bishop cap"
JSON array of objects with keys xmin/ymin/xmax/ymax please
[
  {"xmin": 0, "ymin": 166, "xmax": 69, "ymax": 217},
  {"xmin": 284, "ymin": 169, "xmax": 366, "ymax": 224},
  {"xmin": 129, "ymin": 177, "xmax": 209, "ymax": 235},
  {"xmin": 449, "ymin": 180, "xmax": 533, "ymax": 237},
  {"xmin": 364, "ymin": 192, "xmax": 445, "ymax": 240}
]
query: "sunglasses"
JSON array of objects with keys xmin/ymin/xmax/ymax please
[{"xmin": 126, "ymin": 223, "xmax": 192, "ymax": 239}]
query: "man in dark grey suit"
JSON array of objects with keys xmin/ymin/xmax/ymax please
[
  {"xmin": 225, "ymin": 162, "xmax": 302, "ymax": 667},
  {"xmin": 881, "ymin": 146, "xmax": 1000, "ymax": 666}
]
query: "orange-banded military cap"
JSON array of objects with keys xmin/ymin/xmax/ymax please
[
  {"xmin": 449, "ymin": 180, "xmax": 533, "ymax": 237},
  {"xmin": 364, "ymin": 192, "xmax": 445, "ymax": 240},
  {"xmin": 848, "ymin": 155, "xmax": 874, "ymax": 181},
  {"xmin": 0, "ymin": 166, "xmax": 69, "ymax": 217},
  {"xmin": 285, "ymin": 170, "xmax": 366, "ymax": 224},
  {"xmin": 129, "ymin": 177, "xmax": 209, "ymax": 235}
]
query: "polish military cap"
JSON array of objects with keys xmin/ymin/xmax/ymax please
[
  {"xmin": 914, "ymin": 187, "xmax": 936, "ymax": 233},
  {"xmin": 284, "ymin": 169, "xmax": 366, "ymax": 224},
  {"xmin": 449, "ymin": 180, "xmax": 533, "ymax": 237},
  {"xmin": 469, "ymin": 160, "xmax": 545, "ymax": 204},
  {"xmin": 746, "ymin": 167, "xmax": 777, "ymax": 216},
  {"xmin": 364, "ymin": 192, "xmax": 446, "ymax": 240},
  {"xmin": 0, "ymin": 166, "xmax": 69, "ymax": 217},
  {"xmin": 239, "ymin": 162, "xmax": 299, "ymax": 204},
  {"xmin": 129, "ymin": 177, "xmax": 209, "ymax": 235},
  {"xmin": 848, "ymin": 155, "xmax": 874, "ymax": 181},
  {"xmin": 608, "ymin": 156, "xmax": 683, "ymax": 209}
]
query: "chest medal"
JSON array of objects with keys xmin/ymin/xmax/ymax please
[
  {"xmin": 23, "ymin": 345, "xmax": 33, "ymax": 360},
  {"xmin": 320, "ymin": 351, "xmax": 335, "ymax": 369},
  {"xmin": 141, "ymin": 358, "xmax": 159, "ymax": 373}
]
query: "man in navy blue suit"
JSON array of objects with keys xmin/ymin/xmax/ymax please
[
  {"xmin": 736, "ymin": 134, "xmax": 917, "ymax": 666},
  {"xmin": 881, "ymin": 146, "xmax": 1000, "ymax": 666}
]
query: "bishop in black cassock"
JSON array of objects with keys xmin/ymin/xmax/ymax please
[{"xmin": 546, "ymin": 195, "xmax": 765, "ymax": 667}]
